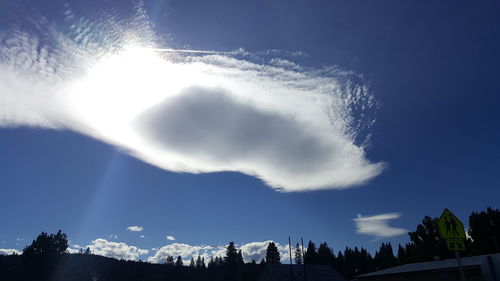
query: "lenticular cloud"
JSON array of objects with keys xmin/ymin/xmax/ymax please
[{"xmin": 0, "ymin": 3, "xmax": 384, "ymax": 191}]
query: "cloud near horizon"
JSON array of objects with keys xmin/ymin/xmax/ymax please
[
  {"xmin": 0, "ymin": 248, "xmax": 22, "ymax": 255},
  {"xmin": 84, "ymin": 238, "xmax": 149, "ymax": 261},
  {"xmin": 147, "ymin": 241, "xmax": 290, "ymax": 264},
  {"xmin": 353, "ymin": 213, "xmax": 408, "ymax": 239},
  {"xmin": 0, "ymin": 3, "xmax": 384, "ymax": 191}
]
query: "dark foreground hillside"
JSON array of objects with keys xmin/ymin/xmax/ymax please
[{"xmin": 0, "ymin": 254, "xmax": 262, "ymax": 281}]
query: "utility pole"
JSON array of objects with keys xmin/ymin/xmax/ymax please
[
  {"xmin": 301, "ymin": 237, "xmax": 307, "ymax": 281},
  {"xmin": 289, "ymin": 237, "xmax": 293, "ymax": 281}
]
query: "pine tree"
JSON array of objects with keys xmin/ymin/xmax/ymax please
[
  {"xmin": 294, "ymin": 243, "xmax": 303, "ymax": 264},
  {"xmin": 166, "ymin": 255, "xmax": 175, "ymax": 265},
  {"xmin": 236, "ymin": 250, "xmax": 244, "ymax": 264},
  {"xmin": 265, "ymin": 242, "xmax": 281, "ymax": 264},
  {"xmin": 175, "ymin": 255, "xmax": 183, "ymax": 267},
  {"xmin": 397, "ymin": 244, "xmax": 406, "ymax": 264},
  {"xmin": 304, "ymin": 241, "xmax": 318, "ymax": 264},
  {"xmin": 189, "ymin": 257, "xmax": 195, "ymax": 268},
  {"xmin": 317, "ymin": 242, "xmax": 335, "ymax": 265},
  {"xmin": 201, "ymin": 257, "xmax": 206, "ymax": 270},
  {"xmin": 224, "ymin": 242, "xmax": 238, "ymax": 264},
  {"xmin": 208, "ymin": 257, "xmax": 215, "ymax": 268},
  {"xmin": 374, "ymin": 242, "xmax": 397, "ymax": 270},
  {"xmin": 196, "ymin": 255, "xmax": 203, "ymax": 269}
]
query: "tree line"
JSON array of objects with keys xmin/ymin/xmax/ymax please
[{"xmin": 0, "ymin": 206, "xmax": 499, "ymax": 280}]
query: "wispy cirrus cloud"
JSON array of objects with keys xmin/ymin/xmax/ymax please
[
  {"xmin": 0, "ymin": 2, "xmax": 384, "ymax": 191},
  {"xmin": 127, "ymin": 226, "xmax": 144, "ymax": 232},
  {"xmin": 353, "ymin": 213, "xmax": 407, "ymax": 239}
]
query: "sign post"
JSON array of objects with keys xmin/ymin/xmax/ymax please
[{"xmin": 438, "ymin": 208, "xmax": 466, "ymax": 281}]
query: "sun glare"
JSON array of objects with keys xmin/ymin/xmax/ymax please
[{"xmin": 69, "ymin": 46, "xmax": 203, "ymax": 140}]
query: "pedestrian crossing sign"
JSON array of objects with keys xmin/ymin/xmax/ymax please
[{"xmin": 438, "ymin": 208, "xmax": 466, "ymax": 250}]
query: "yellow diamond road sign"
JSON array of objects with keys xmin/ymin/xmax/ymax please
[{"xmin": 438, "ymin": 209, "xmax": 466, "ymax": 252}]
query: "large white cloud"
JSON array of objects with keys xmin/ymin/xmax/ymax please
[
  {"xmin": 147, "ymin": 241, "xmax": 290, "ymax": 264},
  {"xmin": 85, "ymin": 238, "xmax": 149, "ymax": 261},
  {"xmin": 0, "ymin": 3, "xmax": 384, "ymax": 191},
  {"xmin": 353, "ymin": 213, "xmax": 408, "ymax": 239}
]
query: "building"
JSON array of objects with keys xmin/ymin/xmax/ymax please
[{"xmin": 354, "ymin": 253, "xmax": 500, "ymax": 281}]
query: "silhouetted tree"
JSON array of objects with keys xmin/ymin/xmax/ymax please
[
  {"xmin": 265, "ymin": 242, "xmax": 280, "ymax": 264},
  {"xmin": 22, "ymin": 230, "xmax": 68, "ymax": 256},
  {"xmin": 396, "ymin": 244, "xmax": 406, "ymax": 264},
  {"xmin": 236, "ymin": 250, "xmax": 244, "ymax": 264},
  {"xmin": 469, "ymin": 207, "xmax": 500, "ymax": 254},
  {"xmin": 224, "ymin": 242, "xmax": 238, "ymax": 265},
  {"xmin": 374, "ymin": 242, "xmax": 397, "ymax": 270},
  {"xmin": 294, "ymin": 243, "xmax": 302, "ymax": 264},
  {"xmin": 317, "ymin": 242, "xmax": 335, "ymax": 265},
  {"xmin": 304, "ymin": 241, "xmax": 318, "ymax": 264},
  {"xmin": 165, "ymin": 255, "xmax": 174, "ymax": 265},
  {"xmin": 407, "ymin": 216, "xmax": 450, "ymax": 262},
  {"xmin": 84, "ymin": 247, "xmax": 91, "ymax": 255},
  {"xmin": 195, "ymin": 255, "xmax": 203, "ymax": 269},
  {"xmin": 175, "ymin": 255, "xmax": 183, "ymax": 267}
]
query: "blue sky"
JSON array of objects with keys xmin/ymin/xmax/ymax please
[{"xmin": 1, "ymin": 0, "xmax": 499, "ymax": 262}]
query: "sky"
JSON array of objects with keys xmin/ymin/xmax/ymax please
[{"xmin": 1, "ymin": 0, "xmax": 499, "ymax": 263}]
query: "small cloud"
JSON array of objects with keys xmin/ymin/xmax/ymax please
[
  {"xmin": 140, "ymin": 235, "xmax": 145, "ymax": 238},
  {"xmin": 127, "ymin": 226, "xmax": 144, "ymax": 232},
  {"xmin": 108, "ymin": 234, "xmax": 118, "ymax": 239},
  {"xmin": 353, "ymin": 213, "xmax": 407, "ymax": 239},
  {"xmin": 16, "ymin": 238, "xmax": 23, "ymax": 241},
  {"xmin": 166, "ymin": 235, "xmax": 175, "ymax": 241}
]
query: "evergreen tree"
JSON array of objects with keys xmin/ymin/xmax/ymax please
[
  {"xmin": 175, "ymin": 255, "xmax": 183, "ymax": 267},
  {"xmin": 265, "ymin": 242, "xmax": 281, "ymax": 264},
  {"xmin": 84, "ymin": 247, "xmax": 91, "ymax": 255},
  {"xmin": 201, "ymin": 257, "xmax": 206, "ymax": 270},
  {"xmin": 208, "ymin": 257, "xmax": 215, "ymax": 268},
  {"xmin": 165, "ymin": 255, "xmax": 175, "ymax": 266},
  {"xmin": 236, "ymin": 250, "xmax": 244, "ymax": 264},
  {"xmin": 317, "ymin": 242, "xmax": 335, "ymax": 265},
  {"xmin": 224, "ymin": 242, "xmax": 238, "ymax": 264},
  {"xmin": 469, "ymin": 207, "xmax": 500, "ymax": 254},
  {"xmin": 397, "ymin": 244, "xmax": 406, "ymax": 264},
  {"xmin": 294, "ymin": 243, "xmax": 303, "ymax": 264},
  {"xmin": 22, "ymin": 230, "xmax": 68, "ymax": 256},
  {"xmin": 189, "ymin": 257, "xmax": 195, "ymax": 268},
  {"xmin": 374, "ymin": 242, "xmax": 397, "ymax": 270},
  {"xmin": 195, "ymin": 255, "xmax": 203, "ymax": 269},
  {"xmin": 304, "ymin": 241, "xmax": 318, "ymax": 264},
  {"xmin": 408, "ymin": 216, "xmax": 450, "ymax": 262}
]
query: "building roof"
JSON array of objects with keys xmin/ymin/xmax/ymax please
[
  {"xmin": 356, "ymin": 253, "xmax": 500, "ymax": 278},
  {"xmin": 259, "ymin": 264, "xmax": 348, "ymax": 281}
]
